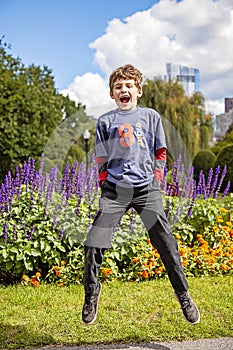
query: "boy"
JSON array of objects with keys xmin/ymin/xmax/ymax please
[{"xmin": 82, "ymin": 64, "xmax": 200, "ymax": 325}]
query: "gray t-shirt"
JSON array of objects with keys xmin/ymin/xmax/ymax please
[{"xmin": 96, "ymin": 106, "xmax": 167, "ymax": 187}]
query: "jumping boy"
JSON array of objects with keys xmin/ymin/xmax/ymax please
[{"xmin": 82, "ymin": 64, "xmax": 200, "ymax": 325}]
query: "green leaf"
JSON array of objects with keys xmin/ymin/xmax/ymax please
[{"xmin": 6, "ymin": 261, "xmax": 14, "ymax": 271}]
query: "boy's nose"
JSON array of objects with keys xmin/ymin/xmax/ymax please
[{"xmin": 121, "ymin": 85, "xmax": 127, "ymax": 92}]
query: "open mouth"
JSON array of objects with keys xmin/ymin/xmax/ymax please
[{"xmin": 120, "ymin": 97, "xmax": 130, "ymax": 104}]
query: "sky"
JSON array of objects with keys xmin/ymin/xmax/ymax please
[{"xmin": 1, "ymin": 0, "xmax": 233, "ymax": 117}]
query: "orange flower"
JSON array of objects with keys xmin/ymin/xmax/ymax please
[
  {"xmin": 208, "ymin": 257, "xmax": 216, "ymax": 264},
  {"xmin": 132, "ymin": 257, "xmax": 140, "ymax": 264},
  {"xmin": 182, "ymin": 261, "xmax": 188, "ymax": 267},
  {"xmin": 142, "ymin": 270, "xmax": 149, "ymax": 279},
  {"xmin": 102, "ymin": 268, "xmax": 113, "ymax": 276},
  {"xmin": 59, "ymin": 282, "xmax": 64, "ymax": 287},
  {"xmin": 221, "ymin": 264, "xmax": 229, "ymax": 271},
  {"xmin": 56, "ymin": 271, "xmax": 61, "ymax": 277},
  {"xmin": 35, "ymin": 272, "xmax": 41, "ymax": 278},
  {"xmin": 30, "ymin": 278, "xmax": 39, "ymax": 287},
  {"xmin": 155, "ymin": 267, "xmax": 164, "ymax": 274},
  {"xmin": 179, "ymin": 247, "xmax": 186, "ymax": 257},
  {"xmin": 147, "ymin": 238, "xmax": 151, "ymax": 245},
  {"xmin": 22, "ymin": 274, "xmax": 28, "ymax": 281},
  {"xmin": 142, "ymin": 262, "xmax": 149, "ymax": 268}
]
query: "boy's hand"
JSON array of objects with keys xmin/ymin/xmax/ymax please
[
  {"xmin": 99, "ymin": 180, "xmax": 106, "ymax": 188},
  {"xmin": 154, "ymin": 168, "xmax": 163, "ymax": 184}
]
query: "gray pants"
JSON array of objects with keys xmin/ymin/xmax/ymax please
[{"xmin": 84, "ymin": 180, "xmax": 188, "ymax": 293}]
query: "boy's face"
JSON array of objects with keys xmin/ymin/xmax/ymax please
[{"xmin": 110, "ymin": 79, "xmax": 142, "ymax": 111}]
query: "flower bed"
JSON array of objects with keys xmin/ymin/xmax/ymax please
[{"xmin": 0, "ymin": 155, "xmax": 232, "ymax": 285}]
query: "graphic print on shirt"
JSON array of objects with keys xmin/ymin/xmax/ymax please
[{"xmin": 118, "ymin": 122, "xmax": 145, "ymax": 148}]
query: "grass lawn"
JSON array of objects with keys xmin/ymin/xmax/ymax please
[{"xmin": 0, "ymin": 276, "xmax": 232, "ymax": 349}]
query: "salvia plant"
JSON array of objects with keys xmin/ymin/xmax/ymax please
[{"xmin": 0, "ymin": 154, "xmax": 231, "ymax": 284}]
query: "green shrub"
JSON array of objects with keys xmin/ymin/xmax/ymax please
[
  {"xmin": 193, "ymin": 150, "xmax": 216, "ymax": 181},
  {"xmin": 215, "ymin": 144, "xmax": 233, "ymax": 192}
]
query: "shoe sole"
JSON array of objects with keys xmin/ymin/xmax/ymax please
[
  {"xmin": 84, "ymin": 283, "xmax": 102, "ymax": 325},
  {"xmin": 175, "ymin": 293, "xmax": 200, "ymax": 325}
]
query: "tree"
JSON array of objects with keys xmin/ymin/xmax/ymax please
[
  {"xmin": 0, "ymin": 38, "xmax": 90, "ymax": 180},
  {"xmin": 138, "ymin": 78, "xmax": 212, "ymax": 161}
]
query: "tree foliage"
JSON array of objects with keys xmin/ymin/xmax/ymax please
[
  {"xmin": 139, "ymin": 78, "xmax": 213, "ymax": 160},
  {"xmin": 0, "ymin": 38, "xmax": 91, "ymax": 180},
  {"xmin": 211, "ymin": 122, "xmax": 233, "ymax": 156}
]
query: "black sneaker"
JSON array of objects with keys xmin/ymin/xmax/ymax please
[
  {"xmin": 175, "ymin": 291, "xmax": 200, "ymax": 325},
  {"xmin": 82, "ymin": 282, "xmax": 102, "ymax": 324}
]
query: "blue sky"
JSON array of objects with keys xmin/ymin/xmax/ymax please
[
  {"xmin": 1, "ymin": 0, "xmax": 233, "ymax": 116},
  {"xmin": 0, "ymin": 0, "xmax": 159, "ymax": 89}
]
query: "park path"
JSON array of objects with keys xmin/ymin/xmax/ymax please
[{"xmin": 26, "ymin": 337, "xmax": 233, "ymax": 350}]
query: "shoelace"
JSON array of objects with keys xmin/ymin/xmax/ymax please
[{"xmin": 179, "ymin": 294, "xmax": 192, "ymax": 309}]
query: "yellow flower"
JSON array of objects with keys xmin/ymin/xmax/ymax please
[
  {"xmin": 220, "ymin": 208, "xmax": 228, "ymax": 213},
  {"xmin": 182, "ymin": 261, "xmax": 188, "ymax": 267},
  {"xmin": 35, "ymin": 272, "xmax": 41, "ymax": 278},
  {"xmin": 22, "ymin": 274, "xmax": 28, "ymax": 281},
  {"xmin": 226, "ymin": 221, "xmax": 232, "ymax": 227},
  {"xmin": 61, "ymin": 260, "xmax": 66, "ymax": 266}
]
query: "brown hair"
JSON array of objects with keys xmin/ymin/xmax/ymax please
[{"xmin": 109, "ymin": 64, "xmax": 142, "ymax": 92}]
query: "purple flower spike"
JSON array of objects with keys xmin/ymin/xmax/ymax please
[{"xmin": 2, "ymin": 221, "xmax": 8, "ymax": 243}]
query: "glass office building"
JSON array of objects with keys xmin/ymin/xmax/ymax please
[{"xmin": 166, "ymin": 63, "xmax": 200, "ymax": 96}]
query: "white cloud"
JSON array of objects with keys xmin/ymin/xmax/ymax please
[
  {"xmin": 63, "ymin": 0, "xmax": 233, "ymax": 116},
  {"xmin": 60, "ymin": 72, "xmax": 114, "ymax": 117}
]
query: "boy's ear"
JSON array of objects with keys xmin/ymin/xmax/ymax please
[
  {"xmin": 137, "ymin": 85, "xmax": 143, "ymax": 98},
  {"xmin": 109, "ymin": 90, "xmax": 114, "ymax": 99}
]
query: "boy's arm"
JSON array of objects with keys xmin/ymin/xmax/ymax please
[
  {"xmin": 154, "ymin": 147, "xmax": 166, "ymax": 184},
  {"xmin": 96, "ymin": 157, "xmax": 107, "ymax": 183},
  {"xmin": 95, "ymin": 119, "xmax": 108, "ymax": 185}
]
